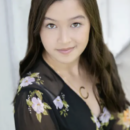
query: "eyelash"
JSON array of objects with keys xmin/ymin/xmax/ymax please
[{"xmin": 46, "ymin": 22, "xmax": 82, "ymax": 29}]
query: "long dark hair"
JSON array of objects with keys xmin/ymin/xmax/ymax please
[{"xmin": 19, "ymin": 0, "xmax": 130, "ymax": 113}]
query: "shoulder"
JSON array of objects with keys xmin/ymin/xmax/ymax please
[
  {"xmin": 14, "ymin": 72, "xmax": 53, "ymax": 123},
  {"xmin": 14, "ymin": 71, "xmax": 50, "ymax": 111}
]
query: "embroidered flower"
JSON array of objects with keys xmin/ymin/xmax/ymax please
[
  {"xmin": 99, "ymin": 107, "xmax": 111, "ymax": 124},
  {"xmin": 93, "ymin": 115, "xmax": 101, "ymax": 128},
  {"xmin": 26, "ymin": 90, "xmax": 52, "ymax": 123},
  {"xmin": 117, "ymin": 108, "xmax": 130, "ymax": 129},
  {"xmin": 53, "ymin": 93, "xmax": 69, "ymax": 117},
  {"xmin": 53, "ymin": 96, "xmax": 64, "ymax": 109},
  {"xmin": 91, "ymin": 106, "xmax": 114, "ymax": 129},
  {"xmin": 20, "ymin": 76, "xmax": 35, "ymax": 87},
  {"xmin": 32, "ymin": 97, "xmax": 44, "ymax": 114},
  {"xmin": 122, "ymin": 109, "xmax": 130, "ymax": 128}
]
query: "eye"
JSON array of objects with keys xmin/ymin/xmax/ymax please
[
  {"xmin": 71, "ymin": 23, "xmax": 81, "ymax": 28},
  {"xmin": 46, "ymin": 23, "xmax": 56, "ymax": 29},
  {"xmin": 46, "ymin": 22, "xmax": 82, "ymax": 29}
]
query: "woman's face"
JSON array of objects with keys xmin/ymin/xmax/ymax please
[{"xmin": 40, "ymin": 0, "xmax": 90, "ymax": 64}]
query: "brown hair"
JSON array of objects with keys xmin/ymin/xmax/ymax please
[{"xmin": 19, "ymin": 0, "xmax": 130, "ymax": 113}]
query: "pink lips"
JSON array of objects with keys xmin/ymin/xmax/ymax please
[{"xmin": 57, "ymin": 47, "xmax": 75, "ymax": 54}]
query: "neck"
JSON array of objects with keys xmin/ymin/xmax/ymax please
[{"xmin": 42, "ymin": 52, "xmax": 82, "ymax": 77}]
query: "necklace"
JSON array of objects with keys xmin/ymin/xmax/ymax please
[
  {"xmin": 62, "ymin": 76, "xmax": 89, "ymax": 100},
  {"xmin": 79, "ymin": 86, "xmax": 89, "ymax": 99},
  {"xmin": 54, "ymin": 71, "xmax": 89, "ymax": 100}
]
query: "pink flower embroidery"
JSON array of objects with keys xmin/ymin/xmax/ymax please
[
  {"xmin": 20, "ymin": 76, "xmax": 35, "ymax": 87},
  {"xmin": 32, "ymin": 97, "xmax": 44, "ymax": 114}
]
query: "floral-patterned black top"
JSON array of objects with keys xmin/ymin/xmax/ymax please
[{"xmin": 14, "ymin": 55, "xmax": 130, "ymax": 130}]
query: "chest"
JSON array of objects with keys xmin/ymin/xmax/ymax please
[{"xmin": 62, "ymin": 76, "xmax": 102, "ymax": 118}]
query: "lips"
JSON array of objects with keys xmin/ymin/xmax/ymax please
[
  {"xmin": 57, "ymin": 47, "xmax": 75, "ymax": 54},
  {"xmin": 57, "ymin": 47, "xmax": 74, "ymax": 51}
]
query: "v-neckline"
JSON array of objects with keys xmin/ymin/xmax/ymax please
[{"xmin": 40, "ymin": 55, "xmax": 103, "ymax": 119}]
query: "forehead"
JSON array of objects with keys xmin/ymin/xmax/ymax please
[{"xmin": 44, "ymin": 0, "xmax": 87, "ymax": 22}]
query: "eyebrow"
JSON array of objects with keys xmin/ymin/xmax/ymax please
[{"xmin": 44, "ymin": 15, "xmax": 86, "ymax": 22}]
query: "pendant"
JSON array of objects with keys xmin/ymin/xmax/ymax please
[{"xmin": 79, "ymin": 86, "xmax": 89, "ymax": 99}]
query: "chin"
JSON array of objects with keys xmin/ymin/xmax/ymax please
[{"xmin": 55, "ymin": 56, "xmax": 79, "ymax": 64}]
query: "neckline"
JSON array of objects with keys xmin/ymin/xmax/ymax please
[{"xmin": 40, "ymin": 55, "xmax": 103, "ymax": 119}]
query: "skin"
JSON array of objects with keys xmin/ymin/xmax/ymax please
[{"xmin": 40, "ymin": 0, "xmax": 90, "ymax": 76}]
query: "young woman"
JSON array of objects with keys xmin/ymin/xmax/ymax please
[{"xmin": 13, "ymin": 0, "xmax": 130, "ymax": 130}]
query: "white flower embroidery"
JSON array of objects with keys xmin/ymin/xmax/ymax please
[
  {"xmin": 99, "ymin": 107, "xmax": 111, "ymax": 124},
  {"xmin": 93, "ymin": 115, "xmax": 101, "ymax": 128},
  {"xmin": 20, "ymin": 76, "xmax": 35, "ymax": 87},
  {"xmin": 53, "ymin": 96, "xmax": 64, "ymax": 109},
  {"xmin": 31, "ymin": 97, "xmax": 44, "ymax": 114}
]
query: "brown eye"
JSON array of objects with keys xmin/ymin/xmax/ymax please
[
  {"xmin": 46, "ymin": 24, "xmax": 56, "ymax": 29},
  {"xmin": 72, "ymin": 23, "xmax": 81, "ymax": 28}
]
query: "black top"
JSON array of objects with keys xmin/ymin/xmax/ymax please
[{"xmin": 14, "ymin": 55, "xmax": 130, "ymax": 130}]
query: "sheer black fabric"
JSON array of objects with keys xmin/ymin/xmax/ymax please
[
  {"xmin": 14, "ymin": 88, "xmax": 60, "ymax": 130},
  {"xmin": 13, "ymin": 55, "xmax": 130, "ymax": 130}
]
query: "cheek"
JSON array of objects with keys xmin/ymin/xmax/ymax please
[
  {"xmin": 40, "ymin": 31, "xmax": 56, "ymax": 50},
  {"xmin": 75, "ymin": 26, "xmax": 90, "ymax": 47},
  {"xmin": 40, "ymin": 30, "xmax": 52, "ymax": 43},
  {"xmin": 42, "ymin": 41, "xmax": 55, "ymax": 52},
  {"xmin": 80, "ymin": 25, "xmax": 90, "ymax": 40}
]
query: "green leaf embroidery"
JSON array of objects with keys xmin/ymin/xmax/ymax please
[
  {"xmin": 104, "ymin": 122, "xmax": 109, "ymax": 126},
  {"xmin": 30, "ymin": 73, "xmax": 39, "ymax": 78},
  {"xmin": 64, "ymin": 113, "xmax": 66, "ymax": 117},
  {"xmin": 19, "ymin": 78, "xmax": 24, "ymax": 83},
  {"xmin": 99, "ymin": 127, "xmax": 104, "ymax": 130},
  {"xmin": 62, "ymin": 100, "xmax": 69, "ymax": 108},
  {"xmin": 44, "ymin": 102, "xmax": 52, "ymax": 110},
  {"xmin": 40, "ymin": 81, "xmax": 44, "ymax": 84},
  {"xmin": 91, "ymin": 116, "xmax": 95, "ymax": 123},
  {"xmin": 59, "ymin": 109, "xmax": 68, "ymax": 117},
  {"xmin": 60, "ymin": 110, "xmax": 63, "ymax": 115},
  {"xmin": 36, "ymin": 113, "xmax": 42, "ymax": 123},
  {"xmin": 110, "ymin": 115, "xmax": 114, "ymax": 120},
  {"xmin": 63, "ymin": 109, "xmax": 66, "ymax": 112},
  {"xmin": 17, "ymin": 85, "xmax": 22, "ymax": 93},
  {"xmin": 43, "ymin": 109, "xmax": 48, "ymax": 115},
  {"xmin": 35, "ymin": 90, "xmax": 43, "ymax": 100},
  {"xmin": 96, "ymin": 127, "xmax": 99, "ymax": 130},
  {"xmin": 64, "ymin": 113, "xmax": 68, "ymax": 117},
  {"xmin": 29, "ymin": 91, "xmax": 36, "ymax": 98},
  {"xmin": 26, "ymin": 99, "xmax": 33, "ymax": 107}
]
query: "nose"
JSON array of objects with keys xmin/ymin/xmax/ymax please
[{"xmin": 58, "ymin": 28, "xmax": 71, "ymax": 44}]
